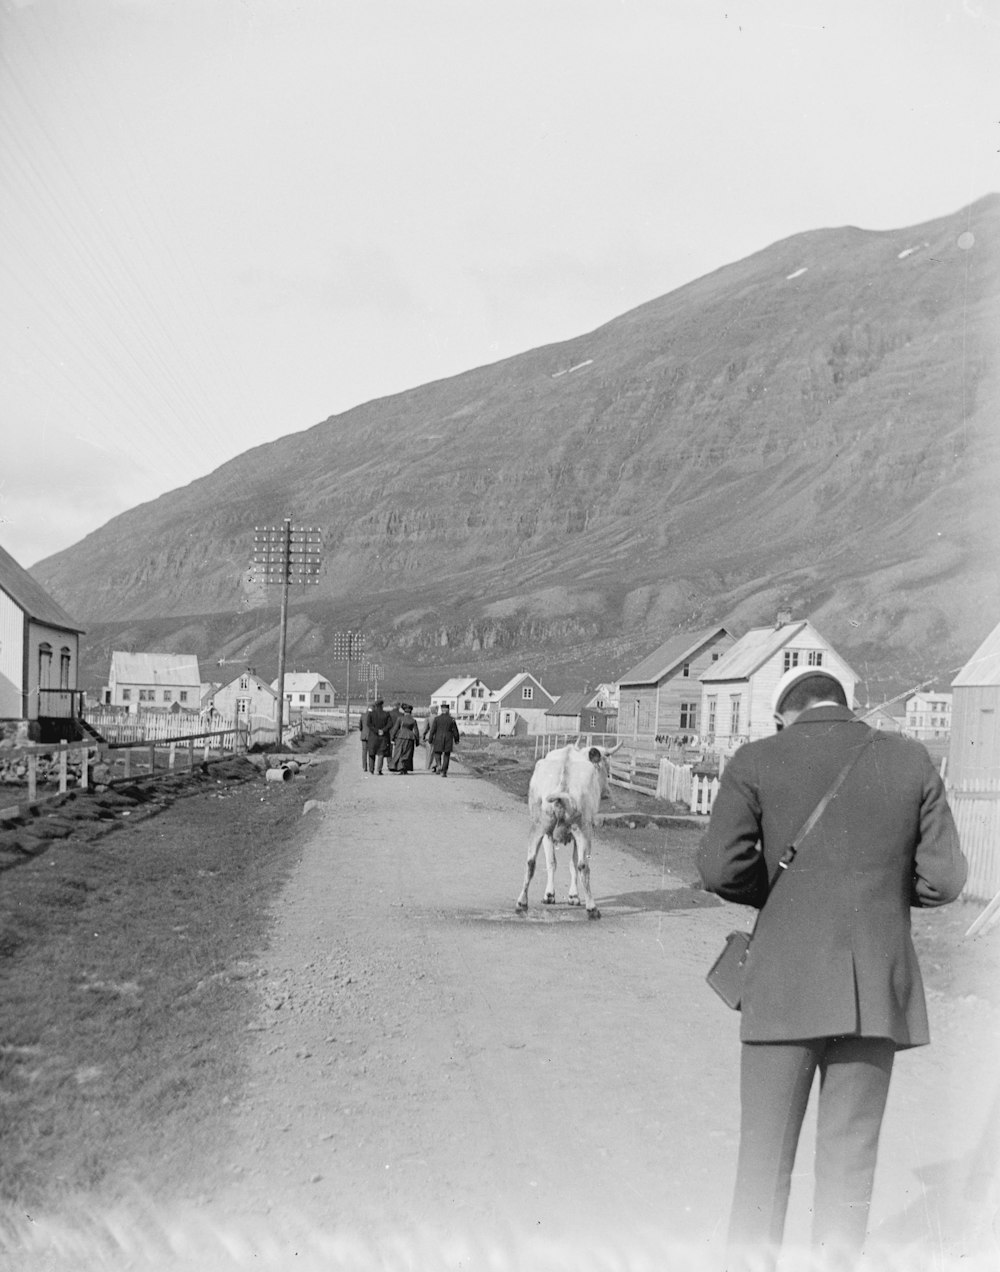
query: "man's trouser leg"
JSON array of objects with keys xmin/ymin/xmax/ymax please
[
  {"xmin": 726, "ymin": 1040, "xmax": 818, "ymax": 1272},
  {"xmin": 811, "ymin": 1036, "xmax": 895, "ymax": 1270},
  {"xmin": 440, "ymin": 751, "xmax": 450, "ymax": 776},
  {"xmin": 726, "ymin": 1037, "xmax": 895, "ymax": 1272}
]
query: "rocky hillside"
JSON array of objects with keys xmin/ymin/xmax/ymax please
[{"xmin": 32, "ymin": 195, "xmax": 1000, "ymax": 698}]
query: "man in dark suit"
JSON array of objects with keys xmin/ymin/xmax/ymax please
[
  {"xmin": 698, "ymin": 666, "xmax": 966, "ymax": 1272},
  {"xmin": 426, "ymin": 702, "xmax": 460, "ymax": 777},
  {"xmin": 365, "ymin": 698, "xmax": 393, "ymax": 775}
]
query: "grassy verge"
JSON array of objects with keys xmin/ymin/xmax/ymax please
[{"xmin": 0, "ymin": 747, "xmax": 333, "ymax": 1213}]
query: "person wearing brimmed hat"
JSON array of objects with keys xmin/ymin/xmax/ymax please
[
  {"xmin": 364, "ymin": 697, "xmax": 392, "ymax": 775},
  {"xmin": 698, "ymin": 665, "xmax": 966, "ymax": 1272}
]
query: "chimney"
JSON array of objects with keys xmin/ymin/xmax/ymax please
[{"xmin": 775, "ymin": 608, "xmax": 793, "ymax": 628}]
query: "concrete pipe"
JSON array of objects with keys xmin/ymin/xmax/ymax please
[{"xmin": 265, "ymin": 767, "xmax": 292, "ymax": 782}]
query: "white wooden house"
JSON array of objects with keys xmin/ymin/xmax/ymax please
[
  {"xmin": 699, "ymin": 618, "xmax": 858, "ymax": 752},
  {"xmin": 905, "ymin": 690, "xmax": 953, "ymax": 740},
  {"xmin": 211, "ymin": 670, "xmax": 282, "ymax": 725},
  {"xmin": 273, "ymin": 671, "xmax": 336, "ymax": 716},
  {"xmin": 948, "ymin": 619, "xmax": 1000, "ymax": 902},
  {"xmin": 487, "ymin": 672, "xmax": 556, "ymax": 737},
  {"xmin": 429, "ymin": 676, "xmax": 491, "ymax": 724},
  {"xmin": 105, "ymin": 652, "xmax": 202, "ymax": 715},
  {"xmin": 0, "ymin": 541, "xmax": 86, "ymax": 740},
  {"xmin": 617, "ymin": 626, "xmax": 735, "ymax": 743}
]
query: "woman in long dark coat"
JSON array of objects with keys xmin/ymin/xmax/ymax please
[{"xmin": 390, "ymin": 704, "xmax": 421, "ymax": 774}]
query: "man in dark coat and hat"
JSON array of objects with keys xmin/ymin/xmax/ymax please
[
  {"xmin": 426, "ymin": 702, "xmax": 460, "ymax": 777},
  {"xmin": 364, "ymin": 698, "xmax": 393, "ymax": 775},
  {"xmin": 697, "ymin": 666, "xmax": 967, "ymax": 1272}
]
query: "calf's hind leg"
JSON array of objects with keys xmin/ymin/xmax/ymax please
[
  {"xmin": 541, "ymin": 834, "xmax": 557, "ymax": 904},
  {"xmin": 573, "ymin": 827, "xmax": 600, "ymax": 919},
  {"xmin": 516, "ymin": 825, "xmax": 546, "ymax": 911}
]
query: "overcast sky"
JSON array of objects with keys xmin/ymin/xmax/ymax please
[{"xmin": 1, "ymin": 0, "xmax": 997, "ymax": 567}]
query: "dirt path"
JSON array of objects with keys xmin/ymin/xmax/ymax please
[
  {"xmin": 12, "ymin": 739, "xmax": 996, "ymax": 1271},
  {"xmin": 175, "ymin": 739, "xmax": 994, "ymax": 1271}
]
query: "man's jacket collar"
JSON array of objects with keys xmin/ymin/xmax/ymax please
[{"xmin": 788, "ymin": 704, "xmax": 857, "ymax": 726}]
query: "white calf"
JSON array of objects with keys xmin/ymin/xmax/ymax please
[{"xmin": 516, "ymin": 741, "xmax": 620, "ymax": 919}]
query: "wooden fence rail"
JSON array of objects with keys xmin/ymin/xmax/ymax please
[{"xmin": 0, "ymin": 725, "xmax": 274, "ymax": 811}]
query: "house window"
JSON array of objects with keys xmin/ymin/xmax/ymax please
[
  {"xmin": 38, "ymin": 642, "xmax": 53, "ymax": 689},
  {"xmin": 783, "ymin": 650, "xmax": 800, "ymax": 672},
  {"xmin": 707, "ymin": 696, "xmax": 717, "ymax": 734},
  {"xmin": 712, "ymin": 652, "xmax": 720, "ymax": 661},
  {"xmin": 163, "ymin": 690, "xmax": 172, "ymax": 702},
  {"xmin": 730, "ymin": 695, "xmax": 741, "ymax": 735},
  {"xmin": 807, "ymin": 650, "xmax": 824, "ymax": 666},
  {"xmin": 179, "ymin": 691, "xmax": 188, "ymax": 703},
  {"xmin": 323, "ymin": 695, "xmax": 331, "ymax": 704},
  {"xmin": 236, "ymin": 698, "xmax": 249, "ymax": 716},
  {"xmin": 682, "ymin": 662, "xmax": 690, "ymax": 678},
  {"xmin": 522, "ymin": 686, "xmax": 534, "ymax": 700},
  {"xmin": 60, "ymin": 647, "xmax": 71, "ymax": 689},
  {"xmin": 680, "ymin": 702, "xmax": 698, "ymax": 730},
  {"xmin": 122, "ymin": 688, "xmax": 131, "ymax": 702},
  {"xmin": 319, "ymin": 682, "xmax": 329, "ymax": 691},
  {"xmin": 239, "ymin": 675, "xmax": 250, "ymax": 690},
  {"xmin": 298, "ymin": 694, "xmax": 306, "ymax": 703},
  {"xmin": 464, "ymin": 699, "xmax": 472, "ymax": 711},
  {"xmin": 313, "ymin": 694, "xmax": 320, "ymax": 704}
]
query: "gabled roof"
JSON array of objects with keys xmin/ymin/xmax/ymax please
[
  {"xmin": 953, "ymin": 620, "xmax": 1000, "ymax": 687},
  {"xmin": 699, "ymin": 622, "xmax": 809, "ymax": 682},
  {"xmin": 224, "ymin": 673, "xmax": 277, "ymax": 699},
  {"xmin": 111, "ymin": 651, "xmax": 201, "ymax": 685},
  {"xmin": 431, "ymin": 676, "xmax": 486, "ymax": 698},
  {"xmin": 0, "ymin": 542, "xmax": 85, "ymax": 634},
  {"xmin": 277, "ymin": 672, "xmax": 333, "ymax": 693},
  {"xmin": 618, "ymin": 626, "xmax": 731, "ymax": 686},
  {"xmin": 490, "ymin": 671, "xmax": 554, "ymax": 702}
]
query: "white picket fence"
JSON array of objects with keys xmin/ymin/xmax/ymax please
[{"xmin": 84, "ymin": 710, "xmax": 287, "ymax": 749}]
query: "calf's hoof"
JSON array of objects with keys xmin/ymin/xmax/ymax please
[
  {"xmin": 516, "ymin": 900, "xmax": 528, "ymax": 912},
  {"xmin": 567, "ymin": 896, "xmax": 581, "ymax": 907},
  {"xmin": 542, "ymin": 893, "xmax": 556, "ymax": 905},
  {"xmin": 586, "ymin": 907, "xmax": 602, "ymax": 920}
]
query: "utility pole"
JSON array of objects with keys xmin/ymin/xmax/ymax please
[
  {"xmin": 251, "ymin": 520, "xmax": 322, "ymax": 747},
  {"xmin": 331, "ymin": 631, "xmax": 366, "ymax": 733},
  {"xmin": 360, "ymin": 659, "xmax": 384, "ymax": 703}
]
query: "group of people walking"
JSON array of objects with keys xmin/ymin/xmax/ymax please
[{"xmin": 359, "ymin": 699, "xmax": 460, "ymax": 777}]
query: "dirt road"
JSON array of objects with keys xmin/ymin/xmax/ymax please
[
  {"xmin": 10, "ymin": 739, "xmax": 999, "ymax": 1271},
  {"xmin": 195, "ymin": 741, "xmax": 998, "ymax": 1271}
]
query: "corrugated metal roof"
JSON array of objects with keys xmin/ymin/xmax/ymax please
[
  {"xmin": 619, "ymin": 626, "xmax": 731, "ymax": 685},
  {"xmin": 952, "ymin": 620, "xmax": 1000, "ymax": 687},
  {"xmin": 0, "ymin": 542, "xmax": 84, "ymax": 633},
  {"xmin": 110, "ymin": 651, "xmax": 201, "ymax": 686},
  {"xmin": 547, "ymin": 691, "xmax": 588, "ymax": 716},
  {"xmin": 699, "ymin": 622, "xmax": 807, "ymax": 681}
]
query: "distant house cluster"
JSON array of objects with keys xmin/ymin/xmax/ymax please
[{"xmin": 616, "ymin": 616, "xmax": 858, "ymax": 750}]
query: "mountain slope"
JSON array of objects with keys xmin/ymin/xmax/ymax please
[{"xmin": 32, "ymin": 195, "xmax": 1000, "ymax": 692}]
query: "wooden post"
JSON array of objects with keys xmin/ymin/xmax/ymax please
[
  {"xmin": 169, "ymin": 742, "xmax": 176, "ymax": 771},
  {"xmin": 124, "ymin": 747, "xmax": 131, "ymax": 779},
  {"xmin": 189, "ymin": 739, "xmax": 195, "ymax": 771},
  {"xmin": 59, "ymin": 743, "xmax": 68, "ymax": 793},
  {"xmin": 148, "ymin": 743, "xmax": 156, "ymax": 777},
  {"xmin": 28, "ymin": 752, "xmax": 37, "ymax": 803},
  {"xmin": 81, "ymin": 745, "xmax": 90, "ymax": 791}
]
